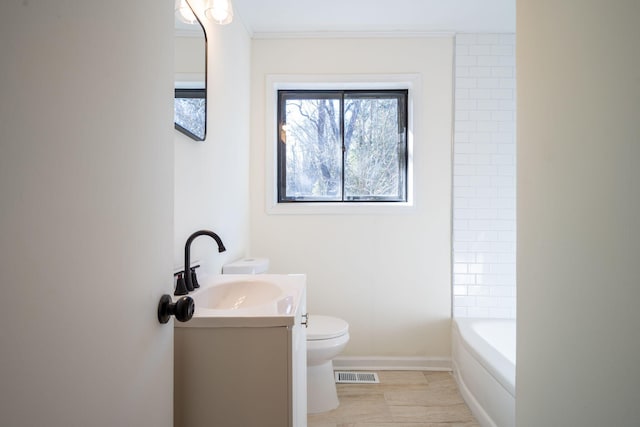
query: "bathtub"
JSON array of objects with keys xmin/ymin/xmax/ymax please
[{"xmin": 452, "ymin": 318, "xmax": 516, "ymax": 427}]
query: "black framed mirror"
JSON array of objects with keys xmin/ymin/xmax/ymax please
[{"xmin": 174, "ymin": 0, "xmax": 208, "ymax": 141}]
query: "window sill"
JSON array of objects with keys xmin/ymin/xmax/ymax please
[{"xmin": 266, "ymin": 201, "xmax": 416, "ymax": 215}]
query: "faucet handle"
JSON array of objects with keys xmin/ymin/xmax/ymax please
[
  {"xmin": 190, "ymin": 266, "xmax": 200, "ymax": 289},
  {"xmin": 174, "ymin": 273, "xmax": 188, "ymax": 296}
]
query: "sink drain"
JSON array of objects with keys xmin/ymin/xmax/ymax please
[{"xmin": 334, "ymin": 371, "xmax": 380, "ymax": 384}]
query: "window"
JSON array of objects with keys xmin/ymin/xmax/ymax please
[{"xmin": 277, "ymin": 90, "xmax": 408, "ymax": 203}]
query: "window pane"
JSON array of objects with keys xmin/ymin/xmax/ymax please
[
  {"xmin": 174, "ymin": 97, "xmax": 205, "ymax": 140},
  {"xmin": 277, "ymin": 89, "xmax": 408, "ymax": 204},
  {"xmin": 344, "ymin": 94, "xmax": 405, "ymax": 200},
  {"xmin": 282, "ymin": 97, "xmax": 342, "ymax": 200}
]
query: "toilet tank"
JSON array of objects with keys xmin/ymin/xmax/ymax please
[{"xmin": 222, "ymin": 257, "xmax": 269, "ymax": 274}]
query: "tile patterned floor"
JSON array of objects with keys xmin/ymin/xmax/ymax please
[{"xmin": 307, "ymin": 371, "xmax": 480, "ymax": 427}]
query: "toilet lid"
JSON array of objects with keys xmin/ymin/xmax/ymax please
[{"xmin": 306, "ymin": 315, "xmax": 349, "ymax": 340}]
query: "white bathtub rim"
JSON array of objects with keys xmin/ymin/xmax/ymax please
[
  {"xmin": 452, "ymin": 357, "xmax": 499, "ymax": 427},
  {"xmin": 453, "ymin": 318, "xmax": 516, "ymax": 397}
]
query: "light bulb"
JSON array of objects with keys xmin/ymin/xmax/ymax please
[
  {"xmin": 175, "ymin": 0, "xmax": 198, "ymax": 25},
  {"xmin": 205, "ymin": 0, "xmax": 234, "ymax": 25}
]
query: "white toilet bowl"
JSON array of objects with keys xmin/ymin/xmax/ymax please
[
  {"xmin": 306, "ymin": 314, "xmax": 350, "ymax": 414},
  {"xmin": 222, "ymin": 258, "xmax": 350, "ymax": 414}
]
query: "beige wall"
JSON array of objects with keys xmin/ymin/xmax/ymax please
[
  {"xmin": 517, "ymin": 0, "xmax": 640, "ymax": 425},
  {"xmin": 250, "ymin": 37, "xmax": 454, "ymax": 359},
  {"xmin": 174, "ymin": 6, "xmax": 252, "ymax": 274},
  {"xmin": 174, "ymin": 35, "xmax": 205, "ymax": 78}
]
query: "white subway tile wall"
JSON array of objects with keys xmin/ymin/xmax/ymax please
[{"xmin": 453, "ymin": 33, "xmax": 516, "ymax": 319}]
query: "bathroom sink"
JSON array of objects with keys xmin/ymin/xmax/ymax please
[
  {"xmin": 195, "ymin": 280, "xmax": 283, "ymax": 310},
  {"xmin": 178, "ymin": 274, "xmax": 306, "ymax": 328}
]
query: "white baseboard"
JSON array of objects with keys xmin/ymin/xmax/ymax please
[{"xmin": 333, "ymin": 356, "xmax": 451, "ymax": 372}]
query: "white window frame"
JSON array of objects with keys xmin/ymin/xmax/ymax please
[{"xmin": 265, "ymin": 73, "xmax": 420, "ymax": 215}]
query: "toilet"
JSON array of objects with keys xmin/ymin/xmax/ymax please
[
  {"xmin": 222, "ymin": 258, "xmax": 350, "ymax": 414},
  {"xmin": 305, "ymin": 314, "xmax": 349, "ymax": 413}
]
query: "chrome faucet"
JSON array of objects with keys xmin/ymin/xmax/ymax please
[{"xmin": 176, "ymin": 230, "xmax": 226, "ymax": 295}]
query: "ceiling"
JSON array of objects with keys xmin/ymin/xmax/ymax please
[{"xmin": 232, "ymin": 0, "xmax": 515, "ymax": 36}]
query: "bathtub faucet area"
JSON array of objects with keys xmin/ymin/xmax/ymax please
[{"xmin": 175, "ymin": 230, "xmax": 226, "ymax": 296}]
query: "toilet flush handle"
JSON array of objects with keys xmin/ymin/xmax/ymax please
[{"xmin": 301, "ymin": 313, "xmax": 309, "ymax": 328}]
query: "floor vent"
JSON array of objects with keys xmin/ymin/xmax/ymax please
[{"xmin": 334, "ymin": 371, "xmax": 380, "ymax": 384}]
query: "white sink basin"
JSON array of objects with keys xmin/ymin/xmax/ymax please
[
  {"xmin": 196, "ymin": 280, "xmax": 283, "ymax": 310},
  {"xmin": 177, "ymin": 274, "xmax": 306, "ymax": 328}
]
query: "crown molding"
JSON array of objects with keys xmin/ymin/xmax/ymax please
[{"xmin": 251, "ymin": 30, "xmax": 456, "ymax": 40}]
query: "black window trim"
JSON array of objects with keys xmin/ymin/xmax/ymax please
[{"xmin": 277, "ymin": 89, "xmax": 409, "ymax": 204}]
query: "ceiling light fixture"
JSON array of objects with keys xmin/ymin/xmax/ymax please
[
  {"xmin": 205, "ymin": 0, "xmax": 234, "ymax": 25},
  {"xmin": 175, "ymin": 0, "xmax": 198, "ymax": 25}
]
